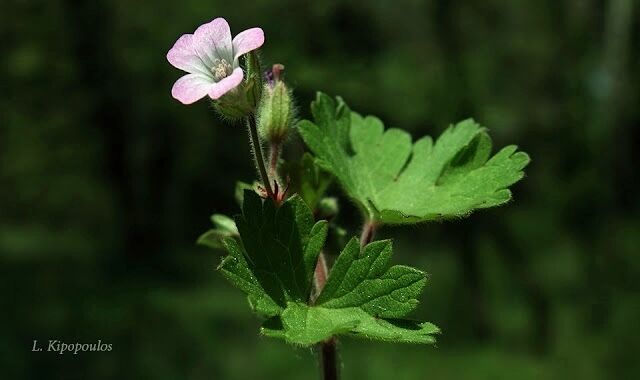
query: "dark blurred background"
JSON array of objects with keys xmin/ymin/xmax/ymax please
[{"xmin": 1, "ymin": 0, "xmax": 638, "ymax": 379}]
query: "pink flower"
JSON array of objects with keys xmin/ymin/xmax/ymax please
[{"xmin": 167, "ymin": 18, "xmax": 264, "ymax": 105}]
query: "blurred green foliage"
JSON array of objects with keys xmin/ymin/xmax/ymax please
[{"xmin": 1, "ymin": 0, "xmax": 638, "ymax": 379}]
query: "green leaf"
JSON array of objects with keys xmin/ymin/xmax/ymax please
[
  {"xmin": 234, "ymin": 181, "xmax": 257, "ymax": 206},
  {"xmin": 261, "ymin": 303, "xmax": 439, "ymax": 346},
  {"xmin": 298, "ymin": 93, "xmax": 531, "ymax": 224},
  {"xmin": 316, "ymin": 239, "xmax": 425, "ymax": 318},
  {"xmin": 261, "ymin": 302, "xmax": 358, "ymax": 344},
  {"xmin": 219, "ymin": 237, "xmax": 282, "ymax": 317},
  {"xmin": 197, "ymin": 214, "xmax": 239, "ymax": 249},
  {"xmin": 211, "ymin": 214, "xmax": 237, "ymax": 232},
  {"xmin": 218, "ymin": 190, "xmax": 328, "ymax": 316},
  {"xmin": 260, "ymin": 238, "xmax": 439, "ymax": 346},
  {"xmin": 216, "ymin": 190, "xmax": 437, "ymax": 346}
]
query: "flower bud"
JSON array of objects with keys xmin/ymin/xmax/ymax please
[{"xmin": 257, "ymin": 64, "xmax": 294, "ymax": 143}]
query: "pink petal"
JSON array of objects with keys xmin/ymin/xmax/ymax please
[
  {"xmin": 166, "ymin": 34, "xmax": 209, "ymax": 75},
  {"xmin": 208, "ymin": 67, "xmax": 244, "ymax": 100},
  {"xmin": 193, "ymin": 18, "xmax": 233, "ymax": 67},
  {"xmin": 232, "ymin": 28, "xmax": 265, "ymax": 61},
  {"xmin": 171, "ymin": 74, "xmax": 215, "ymax": 104}
]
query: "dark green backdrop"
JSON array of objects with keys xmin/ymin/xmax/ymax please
[{"xmin": 1, "ymin": 0, "xmax": 638, "ymax": 379}]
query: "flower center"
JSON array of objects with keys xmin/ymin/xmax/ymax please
[{"xmin": 211, "ymin": 59, "xmax": 233, "ymax": 81}]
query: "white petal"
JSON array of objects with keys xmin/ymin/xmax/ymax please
[
  {"xmin": 166, "ymin": 34, "xmax": 210, "ymax": 76},
  {"xmin": 232, "ymin": 28, "xmax": 265, "ymax": 61},
  {"xmin": 171, "ymin": 74, "xmax": 215, "ymax": 104},
  {"xmin": 193, "ymin": 18, "xmax": 233, "ymax": 67}
]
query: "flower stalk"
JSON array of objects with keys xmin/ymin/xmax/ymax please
[{"xmin": 247, "ymin": 114, "xmax": 274, "ymax": 199}]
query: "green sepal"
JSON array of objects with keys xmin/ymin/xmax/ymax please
[{"xmin": 211, "ymin": 52, "xmax": 264, "ymax": 120}]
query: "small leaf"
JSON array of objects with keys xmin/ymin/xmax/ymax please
[
  {"xmin": 197, "ymin": 213, "xmax": 239, "ymax": 249},
  {"xmin": 297, "ymin": 93, "xmax": 531, "ymax": 224},
  {"xmin": 211, "ymin": 214, "xmax": 238, "ymax": 233},
  {"xmin": 197, "ymin": 230, "xmax": 230, "ymax": 249},
  {"xmin": 218, "ymin": 190, "xmax": 328, "ymax": 316}
]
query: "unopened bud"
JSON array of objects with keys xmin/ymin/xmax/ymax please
[{"xmin": 257, "ymin": 64, "xmax": 294, "ymax": 143}]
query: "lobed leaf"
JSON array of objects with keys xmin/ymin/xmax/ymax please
[{"xmin": 298, "ymin": 93, "xmax": 531, "ymax": 224}]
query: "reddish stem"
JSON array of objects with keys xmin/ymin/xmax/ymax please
[
  {"xmin": 313, "ymin": 251, "xmax": 328, "ymax": 301},
  {"xmin": 269, "ymin": 141, "xmax": 282, "ymax": 192},
  {"xmin": 313, "ymin": 251, "xmax": 338, "ymax": 380},
  {"xmin": 359, "ymin": 219, "xmax": 378, "ymax": 248}
]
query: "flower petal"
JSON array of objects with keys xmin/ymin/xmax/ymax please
[
  {"xmin": 171, "ymin": 74, "xmax": 215, "ymax": 104},
  {"xmin": 166, "ymin": 34, "xmax": 209, "ymax": 76},
  {"xmin": 193, "ymin": 18, "xmax": 233, "ymax": 67},
  {"xmin": 232, "ymin": 28, "xmax": 265, "ymax": 62},
  {"xmin": 208, "ymin": 67, "xmax": 243, "ymax": 100}
]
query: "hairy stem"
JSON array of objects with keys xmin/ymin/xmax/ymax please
[
  {"xmin": 359, "ymin": 219, "xmax": 378, "ymax": 247},
  {"xmin": 268, "ymin": 141, "xmax": 282, "ymax": 189},
  {"xmin": 246, "ymin": 114, "xmax": 274, "ymax": 199},
  {"xmin": 313, "ymin": 251, "xmax": 339, "ymax": 380}
]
